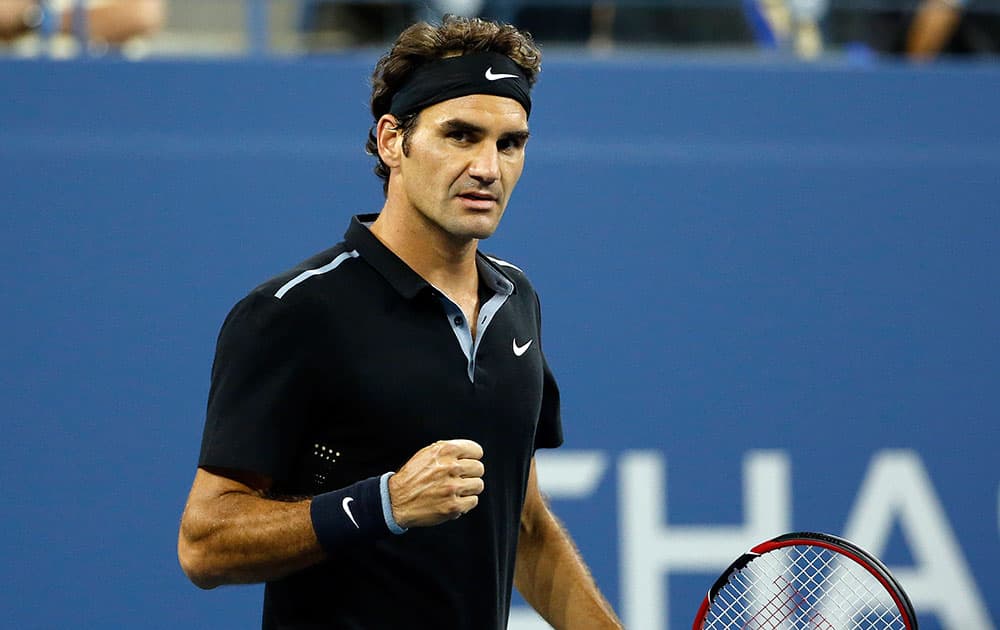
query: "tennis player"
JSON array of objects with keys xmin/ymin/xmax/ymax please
[{"xmin": 178, "ymin": 16, "xmax": 623, "ymax": 630}]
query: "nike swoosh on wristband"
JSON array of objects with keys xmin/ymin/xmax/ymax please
[
  {"xmin": 513, "ymin": 338, "xmax": 533, "ymax": 356},
  {"xmin": 485, "ymin": 67, "xmax": 519, "ymax": 81},
  {"xmin": 342, "ymin": 497, "xmax": 359, "ymax": 529}
]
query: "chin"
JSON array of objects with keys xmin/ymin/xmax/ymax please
[
  {"xmin": 452, "ymin": 214, "xmax": 503, "ymax": 241},
  {"xmin": 470, "ymin": 229, "xmax": 498, "ymax": 241},
  {"xmin": 449, "ymin": 226, "xmax": 498, "ymax": 242}
]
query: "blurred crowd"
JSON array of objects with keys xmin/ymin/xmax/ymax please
[
  {"xmin": 0, "ymin": 0, "xmax": 995, "ymax": 61},
  {"xmin": 0, "ymin": 0, "xmax": 164, "ymax": 42},
  {"xmin": 748, "ymin": 0, "xmax": 978, "ymax": 60}
]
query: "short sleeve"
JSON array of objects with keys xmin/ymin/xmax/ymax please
[
  {"xmin": 532, "ymin": 292, "xmax": 563, "ymax": 450},
  {"xmin": 534, "ymin": 353, "xmax": 563, "ymax": 449},
  {"xmin": 198, "ymin": 292, "xmax": 315, "ymax": 481}
]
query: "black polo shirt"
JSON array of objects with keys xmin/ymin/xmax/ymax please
[{"xmin": 198, "ymin": 214, "xmax": 563, "ymax": 629}]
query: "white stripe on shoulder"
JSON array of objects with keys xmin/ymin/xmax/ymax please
[
  {"xmin": 485, "ymin": 255, "xmax": 523, "ymax": 273},
  {"xmin": 274, "ymin": 250, "xmax": 359, "ymax": 299}
]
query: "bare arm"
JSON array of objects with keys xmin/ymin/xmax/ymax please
[
  {"xmin": 177, "ymin": 467, "xmax": 325, "ymax": 589},
  {"xmin": 177, "ymin": 439, "xmax": 485, "ymax": 589},
  {"xmin": 83, "ymin": 0, "xmax": 165, "ymax": 42},
  {"xmin": 514, "ymin": 459, "xmax": 623, "ymax": 629},
  {"xmin": 906, "ymin": 0, "xmax": 962, "ymax": 60}
]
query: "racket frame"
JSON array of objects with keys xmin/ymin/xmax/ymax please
[{"xmin": 692, "ymin": 531, "xmax": 918, "ymax": 630}]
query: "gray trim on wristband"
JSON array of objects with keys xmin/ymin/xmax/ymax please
[{"xmin": 379, "ymin": 471, "xmax": 408, "ymax": 535}]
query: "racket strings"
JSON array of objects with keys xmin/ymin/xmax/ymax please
[{"xmin": 703, "ymin": 545, "xmax": 906, "ymax": 630}]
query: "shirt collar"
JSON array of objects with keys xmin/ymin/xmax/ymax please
[
  {"xmin": 476, "ymin": 255, "xmax": 515, "ymax": 297},
  {"xmin": 344, "ymin": 213, "xmax": 517, "ymax": 299}
]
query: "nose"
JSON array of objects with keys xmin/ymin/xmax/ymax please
[{"xmin": 467, "ymin": 143, "xmax": 500, "ymax": 184}]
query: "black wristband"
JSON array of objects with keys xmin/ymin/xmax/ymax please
[{"xmin": 310, "ymin": 475, "xmax": 390, "ymax": 553}]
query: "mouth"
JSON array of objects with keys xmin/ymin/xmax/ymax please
[{"xmin": 456, "ymin": 190, "xmax": 499, "ymax": 210}]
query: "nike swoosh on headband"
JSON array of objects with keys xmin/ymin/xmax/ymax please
[{"xmin": 485, "ymin": 67, "xmax": 519, "ymax": 81}]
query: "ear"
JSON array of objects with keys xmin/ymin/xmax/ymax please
[{"xmin": 376, "ymin": 114, "xmax": 404, "ymax": 169}]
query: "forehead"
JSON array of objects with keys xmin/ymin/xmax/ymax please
[{"xmin": 417, "ymin": 94, "xmax": 528, "ymax": 131}]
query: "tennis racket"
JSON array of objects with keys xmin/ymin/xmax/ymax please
[{"xmin": 693, "ymin": 531, "xmax": 917, "ymax": 630}]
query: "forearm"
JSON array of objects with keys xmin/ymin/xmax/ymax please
[
  {"xmin": 515, "ymin": 487, "xmax": 622, "ymax": 628},
  {"xmin": 179, "ymin": 440, "xmax": 484, "ymax": 589},
  {"xmin": 178, "ymin": 473, "xmax": 325, "ymax": 589},
  {"xmin": 515, "ymin": 509, "xmax": 621, "ymax": 629}
]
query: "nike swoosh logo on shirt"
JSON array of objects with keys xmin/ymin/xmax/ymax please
[
  {"xmin": 513, "ymin": 338, "xmax": 533, "ymax": 356},
  {"xmin": 485, "ymin": 67, "xmax": 519, "ymax": 81},
  {"xmin": 342, "ymin": 497, "xmax": 359, "ymax": 529}
]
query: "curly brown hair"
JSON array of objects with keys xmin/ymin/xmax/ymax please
[{"xmin": 366, "ymin": 16, "xmax": 542, "ymax": 195}]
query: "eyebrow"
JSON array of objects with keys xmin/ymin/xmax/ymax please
[
  {"xmin": 440, "ymin": 119, "xmax": 531, "ymax": 143},
  {"xmin": 502, "ymin": 130, "xmax": 532, "ymax": 144}
]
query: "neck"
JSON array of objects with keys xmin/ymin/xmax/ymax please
[{"xmin": 369, "ymin": 202, "xmax": 479, "ymax": 295}]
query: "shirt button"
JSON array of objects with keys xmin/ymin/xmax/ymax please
[{"xmin": 454, "ymin": 316, "xmax": 464, "ymax": 326}]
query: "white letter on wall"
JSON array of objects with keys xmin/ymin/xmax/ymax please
[
  {"xmin": 619, "ymin": 450, "xmax": 791, "ymax": 630},
  {"xmin": 843, "ymin": 449, "xmax": 995, "ymax": 630}
]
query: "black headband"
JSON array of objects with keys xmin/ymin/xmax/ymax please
[{"xmin": 388, "ymin": 51, "xmax": 532, "ymax": 119}]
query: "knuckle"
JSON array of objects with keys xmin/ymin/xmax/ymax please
[{"xmin": 440, "ymin": 499, "xmax": 463, "ymax": 518}]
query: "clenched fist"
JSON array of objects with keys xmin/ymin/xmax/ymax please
[{"xmin": 388, "ymin": 439, "xmax": 485, "ymax": 528}]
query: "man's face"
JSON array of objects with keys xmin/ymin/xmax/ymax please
[{"xmin": 395, "ymin": 94, "xmax": 530, "ymax": 243}]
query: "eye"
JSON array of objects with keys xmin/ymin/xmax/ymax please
[
  {"xmin": 447, "ymin": 130, "xmax": 472, "ymax": 143},
  {"xmin": 498, "ymin": 137, "xmax": 526, "ymax": 153}
]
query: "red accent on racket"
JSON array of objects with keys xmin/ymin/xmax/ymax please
[{"xmin": 692, "ymin": 531, "xmax": 917, "ymax": 630}]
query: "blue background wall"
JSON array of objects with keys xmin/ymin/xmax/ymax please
[{"xmin": 1, "ymin": 56, "xmax": 997, "ymax": 628}]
